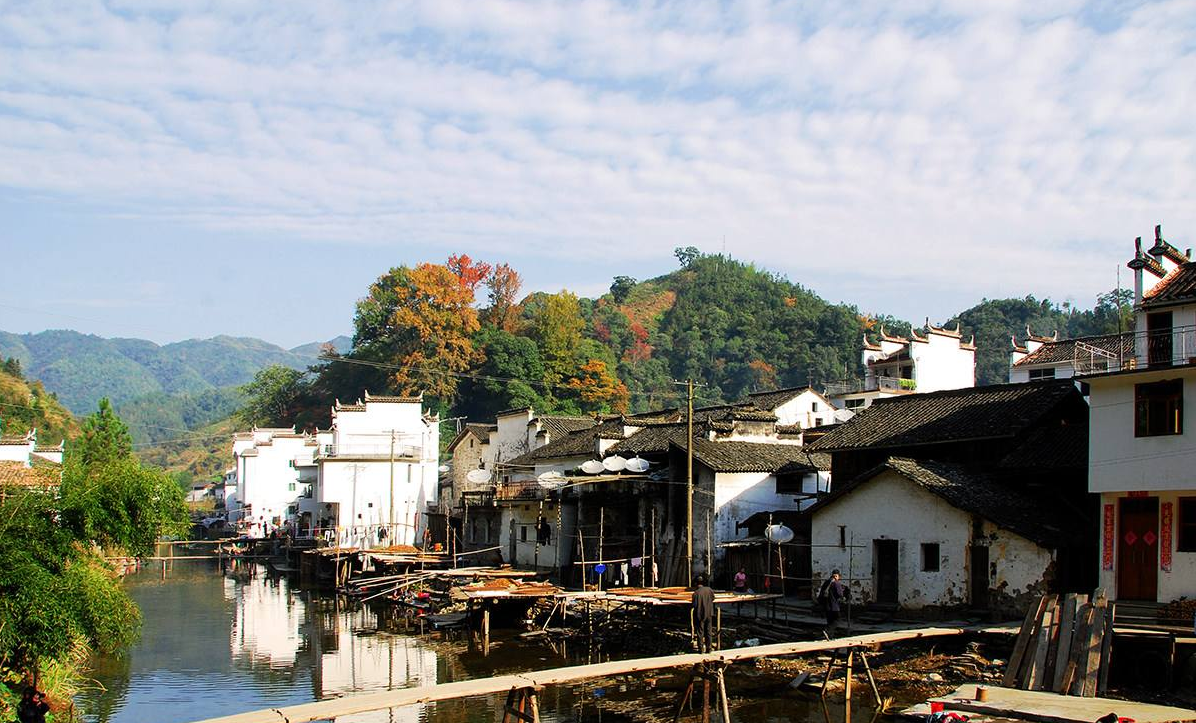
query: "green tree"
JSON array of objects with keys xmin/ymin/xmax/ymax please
[
  {"xmin": 674, "ymin": 246, "xmax": 701, "ymax": 268},
  {"xmin": 609, "ymin": 276, "xmax": 637, "ymax": 304},
  {"xmin": 534, "ymin": 291, "xmax": 585, "ymax": 385},
  {"xmin": 79, "ymin": 397, "xmax": 132, "ymax": 466},
  {"xmin": 456, "ymin": 327, "xmax": 546, "ymax": 418},
  {"xmin": 238, "ymin": 365, "xmax": 308, "ymax": 427}
]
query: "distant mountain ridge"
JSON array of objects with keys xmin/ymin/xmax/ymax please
[{"xmin": 0, "ymin": 329, "xmax": 351, "ymax": 414}]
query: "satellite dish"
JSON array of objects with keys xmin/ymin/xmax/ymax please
[
  {"xmin": 765, "ymin": 524, "xmax": 795, "ymax": 544},
  {"xmin": 438, "ymin": 465, "xmax": 450, "ymax": 473},
  {"xmin": 602, "ymin": 455, "xmax": 627, "ymax": 472},
  {"xmin": 625, "ymin": 456, "xmax": 649, "ymax": 473},
  {"xmin": 580, "ymin": 460, "xmax": 605, "ymax": 475},
  {"xmin": 537, "ymin": 472, "xmax": 568, "ymax": 490},
  {"xmin": 466, "ymin": 469, "xmax": 491, "ymax": 484}
]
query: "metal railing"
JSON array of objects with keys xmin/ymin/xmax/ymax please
[
  {"xmin": 319, "ymin": 441, "xmax": 423, "ymax": 459},
  {"xmin": 824, "ymin": 375, "xmax": 915, "ymax": 396},
  {"xmin": 1074, "ymin": 325, "xmax": 1196, "ymax": 375}
]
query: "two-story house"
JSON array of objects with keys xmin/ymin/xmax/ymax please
[{"xmin": 1084, "ymin": 228, "xmax": 1196, "ymax": 605}]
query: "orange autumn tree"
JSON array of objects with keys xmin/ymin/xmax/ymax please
[
  {"xmin": 564, "ymin": 359, "xmax": 630, "ymax": 413},
  {"xmin": 483, "ymin": 262, "xmax": 523, "ymax": 332},
  {"xmin": 352, "ymin": 259, "xmax": 485, "ymax": 404}
]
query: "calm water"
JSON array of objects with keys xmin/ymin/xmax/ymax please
[{"xmin": 77, "ymin": 559, "xmax": 871, "ymax": 723}]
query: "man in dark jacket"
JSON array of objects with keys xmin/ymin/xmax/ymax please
[
  {"xmin": 819, "ymin": 569, "xmax": 848, "ymax": 636},
  {"xmin": 691, "ymin": 573, "xmax": 716, "ymax": 653}
]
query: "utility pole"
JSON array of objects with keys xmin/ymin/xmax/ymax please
[
  {"xmin": 388, "ymin": 430, "xmax": 395, "ymax": 545},
  {"xmin": 686, "ymin": 378, "xmax": 694, "ymax": 587}
]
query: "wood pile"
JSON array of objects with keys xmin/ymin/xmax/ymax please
[
  {"xmin": 1159, "ymin": 597, "xmax": 1196, "ymax": 622},
  {"xmin": 1001, "ymin": 590, "xmax": 1114, "ymax": 697},
  {"xmin": 464, "ymin": 578, "xmax": 561, "ymax": 596}
]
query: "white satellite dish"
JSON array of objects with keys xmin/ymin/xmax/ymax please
[
  {"xmin": 625, "ymin": 456, "xmax": 649, "ymax": 473},
  {"xmin": 438, "ymin": 464, "xmax": 450, "ymax": 473},
  {"xmin": 602, "ymin": 456, "xmax": 627, "ymax": 472},
  {"xmin": 537, "ymin": 472, "xmax": 568, "ymax": 490},
  {"xmin": 765, "ymin": 524, "xmax": 795, "ymax": 544},
  {"xmin": 465, "ymin": 468, "xmax": 491, "ymax": 484},
  {"xmin": 580, "ymin": 460, "xmax": 605, "ymax": 475}
]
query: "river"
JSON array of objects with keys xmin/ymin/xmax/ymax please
[{"xmin": 77, "ymin": 559, "xmax": 866, "ymax": 723}]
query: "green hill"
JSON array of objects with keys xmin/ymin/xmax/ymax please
[
  {"xmin": 0, "ymin": 330, "xmax": 346, "ymax": 415},
  {"xmin": 0, "ymin": 360, "xmax": 80, "ymax": 443}
]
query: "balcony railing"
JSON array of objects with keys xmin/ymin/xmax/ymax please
[
  {"xmin": 824, "ymin": 375, "xmax": 915, "ymax": 396},
  {"xmin": 319, "ymin": 442, "xmax": 423, "ymax": 459},
  {"xmin": 1075, "ymin": 325, "xmax": 1196, "ymax": 375}
]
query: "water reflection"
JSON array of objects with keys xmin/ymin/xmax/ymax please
[{"xmin": 80, "ymin": 560, "xmax": 871, "ymax": 723}]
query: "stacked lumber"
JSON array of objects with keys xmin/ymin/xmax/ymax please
[{"xmin": 1001, "ymin": 590, "xmax": 1115, "ymax": 697}]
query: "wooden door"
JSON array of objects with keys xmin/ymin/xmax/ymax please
[
  {"xmin": 1117, "ymin": 497, "xmax": 1159, "ymax": 601},
  {"xmin": 874, "ymin": 539, "xmax": 899, "ymax": 604},
  {"xmin": 970, "ymin": 545, "xmax": 990, "ymax": 609}
]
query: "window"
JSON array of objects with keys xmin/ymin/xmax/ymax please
[
  {"xmin": 838, "ymin": 525, "xmax": 846, "ymax": 549},
  {"xmin": 1179, "ymin": 498, "xmax": 1196, "ymax": 552},
  {"xmin": 469, "ymin": 439, "xmax": 474, "ymax": 448},
  {"xmin": 1135, "ymin": 379, "xmax": 1183, "ymax": 437},
  {"xmin": 776, "ymin": 474, "xmax": 802, "ymax": 495},
  {"xmin": 811, "ymin": 402, "xmax": 820, "ymax": 412},
  {"xmin": 921, "ymin": 543, "xmax": 940, "ymax": 572},
  {"xmin": 845, "ymin": 398, "xmax": 865, "ymax": 409},
  {"xmin": 520, "ymin": 526, "xmax": 527, "ymax": 542},
  {"xmin": 287, "ymin": 482, "xmax": 296, "ymax": 491},
  {"xmin": 1028, "ymin": 367, "xmax": 1056, "ymax": 381}
]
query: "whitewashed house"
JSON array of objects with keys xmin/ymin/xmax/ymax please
[
  {"xmin": 1083, "ymin": 228, "xmax": 1196, "ymax": 605},
  {"xmin": 232, "ymin": 427, "xmax": 314, "ymax": 536},
  {"xmin": 827, "ymin": 322, "xmax": 976, "ymax": 413},
  {"xmin": 0, "ymin": 429, "xmax": 63, "ymax": 465},
  {"xmin": 1009, "ymin": 329, "xmax": 1134, "ymax": 383},
  {"xmin": 808, "ymin": 458, "xmax": 1063, "ymax": 612},
  {"xmin": 0, "ymin": 429, "xmax": 62, "ymax": 492},
  {"xmin": 313, "ymin": 392, "xmax": 440, "ymax": 548}
]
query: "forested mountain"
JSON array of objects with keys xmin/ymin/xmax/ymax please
[
  {"xmin": 0, "ymin": 330, "xmax": 345, "ymax": 414},
  {"xmin": 0, "ymin": 359, "xmax": 79, "ymax": 442},
  {"xmin": 249, "ymin": 249, "xmax": 1128, "ymax": 431}
]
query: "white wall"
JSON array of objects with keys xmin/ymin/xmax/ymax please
[
  {"xmin": 771, "ymin": 390, "xmax": 835, "ymax": 428},
  {"xmin": 319, "ymin": 458, "xmax": 436, "ymax": 547},
  {"xmin": 810, "ymin": 472, "xmax": 1053, "ymax": 610},
  {"xmin": 492, "ymin": 409, "xmax": 535, "ymax": 465},
  {"xmin": 911, "ymin": 332, "xmax": 975, "ymax": 393},
  {"xmin": 498, "ymin": 501, "xmax": 576, "ymax": 569},
  {"xmin": 238, "ymin": 435, "xmax": 310, "ymax": 533},
  {"xmin": 1089, "ymin": 371, "xmax": 1196, "ymax": 493},
  {"xmin": 709, "ymin": 468, "xmax": 808, "ymax": 563},
  {"xmin": 1097, "ymin": 491, "xmax": 1196, "ymax": 603}
]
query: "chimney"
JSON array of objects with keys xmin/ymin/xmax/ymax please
[{"xmin": 1128, "ymin": 236, "xmax": 1145, "ymax": 306}]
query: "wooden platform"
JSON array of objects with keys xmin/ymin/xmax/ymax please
[
  {"xmin": 190, "ymin": 625, "xmax": 995, "ymax": 723},
  {"xmin": 902, "ymin": 684, "xmax": 1196, "ymax": 723}
]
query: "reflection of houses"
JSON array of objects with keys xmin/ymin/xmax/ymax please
[
  {"xmin": 228, "ymin": 574, "xmax": 303, "ymax": 668},
  {"xmin": 1082, "ymin": 228, "xmax": 1196, "ymax": 605},
  {"xmin": 807, "ymin": 380, "xmax": 1092, "ymax": 614},
  {"xmin": 313, "ymin": 392, "xmax": 440, "ymax": 548},
  {"xmin": 826, "ymin": 322, "xmax": 976, "ymax": 413}
]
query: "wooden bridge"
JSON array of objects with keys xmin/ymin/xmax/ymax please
[{"xmin": 192, "ymin": 625, "xmax": 1010, "ymax": 723}]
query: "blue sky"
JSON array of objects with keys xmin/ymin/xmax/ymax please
[{"xmin": 2, "ymin": 0, "xmax": 1194, "ymax": 348}]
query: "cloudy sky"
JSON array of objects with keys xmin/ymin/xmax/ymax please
[{"xmin": 2, "ymin": 0, "xmax": 1194, "ymax": 348}]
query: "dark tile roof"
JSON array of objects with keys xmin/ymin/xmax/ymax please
[
  {"xmin": 745, "ymin": 386, "xmax": 811, "ymax": 411},
  {"xmin": 998, "ymin": 422, "xmax": 1087, "ymax": 469},
  {"xmin": 1012, "ymin": 333, "xmax": 1133, "ymax": 367},
  {"xmin": 0, "ymin": 460, "xmax": 60, "ymax": 488},
  {"xmin": 808, "ymin": 379, "xmax": 1081, "ymax": 452},
  {"xmin": 505, "ymin": 420, "xmax": 624, "ymax": 465},
  {"xmin": 675, "ymin": 439, "xmax": 826, "ymax": 474},
  {"xmin": 606, "ymin": 422, "xmax": 694, "ymax": 456},
  {"xmin": 1142, "ymin": 262, "xmax": 1196, "ymax": 309},
  {"xmin": 447, "ymin": 423, "xmax": 497, "ymax": 453},
  {"xmin": 810, "ymin": 457, "xmax": 1068, "ymax": 548},
  {"xmin": 535, "ymin": 415, "xmax": 597, "ymax": 438},
  {"xmin": 729, "ymin": 409, "xmax": 778, "ymax": 422}
]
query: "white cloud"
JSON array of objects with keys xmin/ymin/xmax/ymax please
[{"xmin": 1, "ymin": 0, "xmax": 1195, "ymax": 322}]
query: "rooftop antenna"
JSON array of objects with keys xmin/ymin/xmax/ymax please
[{"xmin": 1116, "ymin": 264, "xmax": 1123, "ymax": 335}]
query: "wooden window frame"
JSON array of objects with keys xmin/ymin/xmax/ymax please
[{"xmin": 1135, "ymin": 379, "xmax": 1183, "ymax": 437}]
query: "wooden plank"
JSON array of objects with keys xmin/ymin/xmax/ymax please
[
  {"xmin": 1059, "ymin": 602, "xmax": 1092, "ymax": 695},
  {"xmin": 1081, "ymin": 605, "xmax": 1108, "ymax": 697},
  {"xmin": 921, "ymin": 684, "xmax": 1196, "ymax": 723},
  {"xmin": 1050, "ymin": 594, "xmax": 1078, "ymax": 693},
  {"xmin": 1097, "ymin": 602, "xmax": 1115, "ymax": 695},
  {"xmin": 189, "ymin": 626, "xmax": 982, "ymax": 723},
  {"xmin": 1067, "ymin": 604, "xmax": 1097, "ymax": 696},
  {"xmin": 1025, "ymin": 607, "xmax": 1055, "ymax": 690},
  {"xmin": 1004, "ymin": 595, "xmax": 1050, "ymax": 687},
  {"xmin": 1016, "ymin": 594, "xmax": 1056, "ymax": 688}
]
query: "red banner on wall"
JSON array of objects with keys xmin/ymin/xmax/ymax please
[
  {"xmin": 1161, "ymin": 502, "xmax": 1173, "ymax": 572},
  {"xmin": 1102, "ymin": 504, "xmax": 1115, "ymax": 571}
]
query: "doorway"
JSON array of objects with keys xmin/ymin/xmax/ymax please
[
  {"xmin": 1147, "ymin": 312, "xmax": 1173, "ymax": 367},
  {"xmin": 874, "ymin": 539, "xmax": 899, "ymax": 604},
  {"xmin": 1117, "ymin": 497, "xmax": 1159, "ymax": 601},
  {"xmin": 970, "ymin": 545, "xmax": 990, "ymax": 609}
]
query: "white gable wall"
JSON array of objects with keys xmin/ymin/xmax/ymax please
[
  {"xmin": 810, "ymin": 471, "xmax": 1053, "ymax": 610},
  {"xmin": 911, "ymin": 333, "xmax": 976, "ymax": 393},
  {"xmin": 771, "ymin": 390, "xmax": 835, "ymax": 427}
]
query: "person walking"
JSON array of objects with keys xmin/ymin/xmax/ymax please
[
  {"xmin": 691, "ymin": 573, "xmax": 716, "ymax": 653},
  {"xmin": 817, "ymin": 569, "xmax": 848, "ymax": 637}
]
